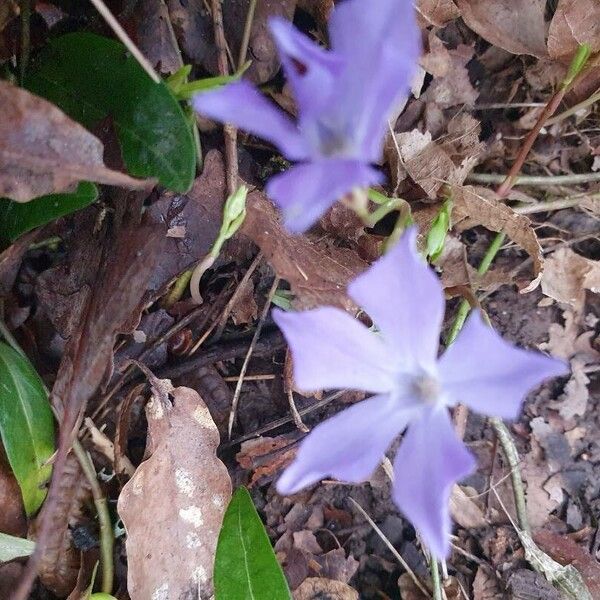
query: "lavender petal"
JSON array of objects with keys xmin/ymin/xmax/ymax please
[
  {"xmin": 273, "ymin": 306, "xmax": 396, "ymax": 393},
  {"xmin": 266, "ymin": 159, "xmax": 383, "ymax": 233},
  {"xmin": 277, "ymin": 394, "xmax": 413, "ymax": 494},
  {"xmin": 348, "ymin": 227, "xmax": 444, "ymax": 373},
  {"xmin": 192, "ymin": 81, "xmax": 308, "ymax": 160},
  {"xmin": 438, "ymin": 311, "xmax": 569, "ymax": 420},
  {"xmin": 328, "ymin": 0, "xmax": 421, "ymax": 161},
  {"xmin": 392, "ymin": 407, "xmax": 475, "ymax": 559},
  {"xmin": 269, "ymin": 17, "xmax": 344, "ymax": 122}
]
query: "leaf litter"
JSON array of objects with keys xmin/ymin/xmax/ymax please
[{"xmin": 0, "ymin": 0, "xmax": 600, "ymax": 598}]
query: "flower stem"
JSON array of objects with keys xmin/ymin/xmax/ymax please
[
  {"xmin": 430, "ymin": 557, "xmax": 442, "ymax": 600},
  {"xmin": 445, "ymin": 231, "xmax": 505, "ymax": 345}
]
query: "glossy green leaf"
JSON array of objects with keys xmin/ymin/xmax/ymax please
[
  {"xmin": 0, "ymin": 342, "xmax": 54, "ymax": 515},
  {"xmin": 0, "ymin": 182, "xmax": 98, "ymax": 243},
  {"xmin": 25, "ymin": 32, "xmax": 195, "ymax": 192},
  {"xmin": 214, "ymin": 487, "xmax": 291, "ymax": 600},
  {"xmin": 0, "ymin": 532, "xmax": 35, "ymax": 562}
]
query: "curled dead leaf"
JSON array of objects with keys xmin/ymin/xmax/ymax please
[
  {"xmin": 451, "ymin": 185, "xmax": 544, "ymax": 292},
  {"xmin": 548, "ymin": 0, "xmax": 600, "ymax": 59},
  {"xmin": 0, "ymin": 81, "xmax": 153, "ymax": 202},
  {"xmin": 241, "ymin": 190, "xmax": 367, "ymax": 310},
  {"xmin": 118, "ymin": 380, "xmax": 231, "ymax": 600},
  {"xmin": 416, "ymin": 0, "xmax": 460, "ymax": 27},
  {"xmin": 454, "ymin": 0, "xmax": 548, "ymax": 58},
  {"xmin": 293, "ymin": 577, "xmax": 359, "ymax": 600}
]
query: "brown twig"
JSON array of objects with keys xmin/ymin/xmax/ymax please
[
  {"xmin": 210, "ymin": 0, "xmax": 238, "ymax": 195},
  {"xmin": 228, "ymin": 276, "xmax": 280, "ymax": 437}
]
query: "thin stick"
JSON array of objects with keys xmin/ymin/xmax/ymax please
[
  {"xmin": 71, "ymin": 442, "xmax": 114, "ymax": 594},
  {"xmin": 349, "ymin": 498, "xmax": 432, "ymax": 598},
  {"xmin": 545, "ymin": 86, "xmax": 600, "ymax": 127},
  {"xmin": 238, "ymin": 0, "xmax": 257, "ymax": 70},
  {"xmin": 210, "ymin": 0, "xmax": 238, "ymax": 195},
  {"xmin": 228, "ymin": 277, "xmax": 280, "ymax": 437},
  {"xmin": 89, "ymin": 0, "xmax": 161, "ymax": 83},
  {"xmin": 467, "ymin": 171, "xmax": 600, "ymax": 187},
  {"xmin": 19, "ymin": 0, "xmax": 31, "ymax": 84},
  {"xmin": 514, "ymin": 196, "xmax": 598, "ymax": 214}
]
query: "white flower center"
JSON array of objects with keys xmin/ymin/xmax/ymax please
[{"xmin": 411, "ymin": 374, "xmax": 442, "ymax": 405}]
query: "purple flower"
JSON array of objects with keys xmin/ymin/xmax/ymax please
[
  {"xmin": 273, "ymin": 228, "xmax": 568, "ymax": 558},
  {"xmin": 192, "ymin": 0, "xmax": 420, "ymax": 233}
]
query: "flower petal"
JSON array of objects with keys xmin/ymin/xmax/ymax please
[
  {"xmin": 328, "ymin": 0, "xmax": 421, "ymax": 160},
  {"xmin": 273, "ymin": 306, "xmax": 396, "ymax": 393},
  {"xmin": 348, "ymin": 227, "xmax": 444, "ymax": 372},
  {"xmin": 269, "ymin": 17, "xmax": 344, "ymax": 121},
  {"xmin": 438, "ymin": 311, "xmax": 569, "ymax": 420},
  {"xmin": 392, "ymin": 408, "xmax": 475, "ymax": 559},
  {"xmin": 266, "ymin": 159, "xmax": 383, "ymax": 233},
  {"xmin": 192, "ymin": 81, "xmax": 308, "ymax": 160},
  {"xmin": 277, "ymin": 394, "xmax": 413, "ymax": 494}
]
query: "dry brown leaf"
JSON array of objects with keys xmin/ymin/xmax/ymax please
[
  {"xmin": 0, "ymin": 452, "xmax": 26, "ymax": 537},
  {"xmin": 33, "ymin": 454, "xmax": 92, "ymax": 598},
  {"xmin": 118, "ymin": 380, "xmax": 232, "ymax": 600},
  {"xmin": 241, "ymin": 191, "xmax": 367, "ymax": 310},
  {"xmin": 541, "ymin": 247, "xmax": 600, "ymax": 316},
  {"xmin": 416, "ymin": 0, "xmax": 460, "ymax": 27},
  {"xmin": 293, "ymin": 577, "xmax": 359, "ymax": 600},
  {"xmin": 534, "ymin": 529, "xmax": 600, "ymax": 597},
  {"xmin": 451, "ymin": 185, "xmax": 544, "ymax": 292},
  {"xmin": 449, "ymin": 485, "xmax": 487, "ymax": 529},
  {"xmin": 455, "ymin": 0, "xmax": 548, "ymax": 57},
  {"xmin": 548, "ymin": 0, "xmax": 600, "ymax": 59},
  {"xmin": 555, "ymin": 357, "xmax": 590, "ymax": 420},
  {"xmin": 0, "ymin": 81, "xmax": 152, "ymax": 202},
  {"xmin": 472, "ymin": 566, "xmax": 504, "ymax": 600}
]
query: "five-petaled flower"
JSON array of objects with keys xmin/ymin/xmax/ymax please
[
  {"xmin": 273, "ymin": 228, "xmax": 568, "ymax": 558},
  {"xmin": 193, "ymin": 0, "xmax": 420, "ymax": 233}
]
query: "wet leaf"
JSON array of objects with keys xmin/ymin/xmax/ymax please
[
  {"xmin": 118, "ymin": 380, "xmax": 231, "ymax": 600},
  {"xmin": 0, "ymin": 81, "xmax": 151, "ymax": 203},
  {"xmin": 215, "ymin": 486, "xmax": 291, "ymax": 600},
  {"xmin": 455, "ymin": 0, "xmax": 548, "ymax": 57},
  {"xmin": 26, "ymin": 32, "xmax": 195, "ymax": 192},
  {"xmin": 0, "ymin": 533, "xmax": 35, "ymax": 562},
  {"xmin": 0, "ymin": 342, "xmax": 54, "ymax": 516},
  {"xmin": 0, "ymin": 182, "xmax": 98, "ymax": 243}
]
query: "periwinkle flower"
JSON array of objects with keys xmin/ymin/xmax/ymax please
[
  {"xmin": 193, "ymin": 0, "xmax": 420, "ymax": 233},
  {"xmin": 273, "ymin": 228, "xmax": 567, "ymax": 558}
]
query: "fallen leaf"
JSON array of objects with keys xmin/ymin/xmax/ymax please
[
  {"xmin": 541, "ymin": 247, "xmax": 600, "ymax": 317},
  {"xmin": 33, "ymin": 454, "xmax": 92, "ymax": 598},
  {"xmin": 472, "ymin": 566, "xmax": 504, "ymax": 600},
  {"xmin": 241, "ymin": 190, "xmax": 368, "ymax": 310},
  {"xmin": 294, "ymin": 577, "xmax": 358, "ymax": 600},
  {"xmin": 416, "ymin": 0, "xmax": 460, "ymax": 27},
  {"xmin": 507, "ymin": 569, "xmax": 563, "ymax": 600},
  {"xmin": 455, "ymin": 0, "xmax": 548, "ymax": 57},
  {"xmin": 118, "ymin": 380, "xmax": 231, "ymax": 600},
  {"xmin": 555, "ymin": 357, "xmax": 589, "ymax": 420},
  {"xmin": 534, "ymin": 529, "xmax": 600, "ymax": 597},
  {"xmin": 0, "ymin": 454, "xmax": 26, "ymax": 537},
  {"xmin": 449, "ymin": 485, "xmax": 487, "ymax": 529},
  {"xmin": 0, "ymin": 81, "xmax": 151, "ymax": 202},
  {"xmin": 237, "ymin": 435, "xmax": 298, "ymax": 486},
  {"xmin": 133, "ymin": 0, "xmax": 183, "ymax": 75},
  {"xmin": 548, "ymin": 0, "xmax": 600, "ymax": 59},
  {"xmin": 297, "ymin": 0, "xmax": 334, "ymax": 25},
  {"xmin": 451, "ymin": 185, "xmax": 544, "ymax": 292}
]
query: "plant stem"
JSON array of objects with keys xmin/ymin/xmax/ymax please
[
  {"xmin": 445, "ymin": 232, "xmax": 505, "ymax": 345},
  {"xmin": 490, "ymin": 418, "xmax": 530, "ymax": 532},
  {"xmin": 430, "ymin": 557, "xmax": 442, "ymax": 600},
  {"xmin": 467, "ymin": 171, "xmax": 600, "ymax": 187},
  {"xmin": 71, "ymin": 442, "xmax": 115, "ymax": 593}
]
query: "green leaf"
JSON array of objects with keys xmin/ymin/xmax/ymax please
[
  {"xmin": 25, "ymin": 32, "xmax": 195, "ymax": 192},
  {"xmin": 0, "ymin": 532, "xmax": 35, "ymax": 562},
  {"xmin": 214, "ymin": 487, "xmax": 291, "ymax": 600},
  {"xmin": 0, "ymin": 182, "xmax": 98, "ymax": 243},
  {"xmin": 0, "ymin": 342, "xmax": 54, "ymax": 515}
]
